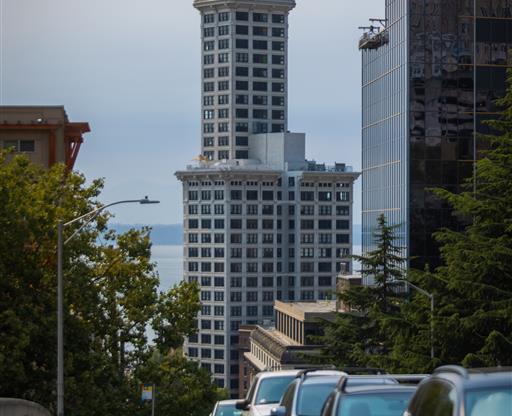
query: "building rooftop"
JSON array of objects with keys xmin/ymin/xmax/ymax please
[
  {"xmin": 274, "ymin": 300, "xmax": 338, "ymax": 322},
  {"xmin": 193, "ymin": 0, "xmax": 296, "ymax": 10}
]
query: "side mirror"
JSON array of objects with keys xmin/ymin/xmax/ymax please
[
  {"xmin": 236, "ymin": 399, "xmax": 250, "ymax": 411},
  {"xmin": 270, "ymin": 406, "xmax": 286, "ymax": 416}
]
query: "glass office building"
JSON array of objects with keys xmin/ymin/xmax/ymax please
[{"xmin": 362, "ymin": 0, "xmax": 512, "ymax": 269}]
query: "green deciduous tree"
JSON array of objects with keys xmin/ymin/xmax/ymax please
[{"xmin": 0, "ymin": 152, "xmax": 221, "ymax": 415}]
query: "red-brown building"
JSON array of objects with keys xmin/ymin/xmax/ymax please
[{"xmin": 0, "ymin": 106, "xmax": 90, "ymax": 170}]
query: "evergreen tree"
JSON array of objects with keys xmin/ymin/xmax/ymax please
[{"xmin": 322, "ymin": 214, "xmax": 407, "ymax": 369}]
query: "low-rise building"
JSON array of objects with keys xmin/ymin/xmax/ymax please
[
  {"xmin": 239, "ymin": 300, "xmax": 338, "ymax": 396},
  {"xmin": 0, "ymin": 106, "xmax": 90, "ymax": 170}
]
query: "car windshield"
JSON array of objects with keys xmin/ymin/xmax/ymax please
[
  {"xmin": 337, "ymin": 392, "xmax": 413, "ymax": 416},
  {"xmin": 465, "ymin": 386, "xmax": 512, "ymax": 416},
  {"xmin": 297, "ymin": 383, "xmax": 338, "ymax": 416},
  {"xmin": 214, "ymin": 404, "xmax": 242, "ymax": 416},
  {"xmin": 255, "ymin": 376, "xmax": 295, "ymax": 405}
]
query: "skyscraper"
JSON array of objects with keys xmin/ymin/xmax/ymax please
[
  {"xmin": 361, "ymin": 0, "xmax": 512, "ymax": 269},
  {"xmin": 176, "ymin": 1, "xmax": 360, "ymax": 396},
  {"xmin": 193, "ymin": 0, "xmax": 295, "ymax": 161}
]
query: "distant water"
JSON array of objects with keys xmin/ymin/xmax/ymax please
[
  {"xmin": 151, "ymin": 245, "xmax": 183, "ymax": 291},
  {"xmin": 151, "ymin": 245, "xmax": 363, "ymax": 292}
]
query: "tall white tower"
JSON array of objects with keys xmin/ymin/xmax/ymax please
[{"xmin": 193, "ymin": 0, "xmax": 296, "ymax": 161}]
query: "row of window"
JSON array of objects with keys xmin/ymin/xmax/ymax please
[
  {"xmin": 198, "ymin": 319, "xmax": 226, "ymax": 331},
  {"xmin": 203, "ymin": 122, "xmax": 284, "ymax": 135},
  {"xmin": 203, "ymin": 109, "xmax": 285, "ymax": 121},
  {"xmin": 204, "ymin": 25, "xmax": 285, "ymax": 38},
  {"xmin": 203, "ymin": 80, "xmax": 285, "ymax": 92},
  {"xmin": 204, "ymin": 67, "xmax": 285, "ymax": 79},
  {"xmin": 189, "ymin": 261, "xmax": 347, "ymax": 273},
  {"xmin": 190, "ymin": 274, "xmax": 346, "ymax": 289},
  {"xmin": 202, "ymin": 290, "xmax": 276, "ymax": 302},
  {"xmin": 203, "ymin": 39, "xmax": 285, "ymax": 51},
  {"xmin": 204, "ymin": 109, "xmax": 285, "ymax": 120},
  {"xmin": 203, "ymin": 94, "xmax": 285, "ymax": 107},
  {"xmin": 202, "ymin": 150, "xmax": 249, "ymax": 160},
  {"xmin": 188, "ymin": 218, "xmax": 349, "ymax": 230},
  {"xmin": 191, "ymin": 285, "xmax": 337, "ymax": 304},
  {"xmin": 190, "ymin": 204, "xmax": 346, "ymax": 217},
  {"xmin": 188, "ymin": 347, "xmax": 224, "ymax": 361},
  {"xmin": 203, "ymin": 12, "xmax": 285, "ymax": 24},
  {"xmin": 191, "ymin": 246, "xmax": 347, "ymax": 260},
  {"xmin": 188, "ymin": 232, "xmax": 351, "ymax": 247},
  {"xmin": 203, "ymin": 53, "xmax": 285, "ymax": 65}
]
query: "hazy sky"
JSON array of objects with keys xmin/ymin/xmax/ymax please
[{"xmin": 1, "ymin": 0, "xmax": 384, "ymax": 225}]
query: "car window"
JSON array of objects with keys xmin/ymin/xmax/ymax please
[
  {"xmin": 255, "ymin": 376, "xmax": 295, "ymax": 405},
  {"xmin": 321, "ymin": 392, "xmax": 336, "ymax": 416},
  {"xmin": 337, "ymin": 392, "xmax": 413, "ymax": 416},
  {"xmin": 215, "ymin": 404, "xmax": 242, "ymax": 416},
  {"xmin": 297, "ymin": 383, "xmax": 338, "ymax": 416},
  {"xmin": 281, "ymin": 382, "xmax": 298, "ymax": 416},
  {"xmin": 465, "ymin": 387, "xmax": 512, "ymax": 416},
  {"xmin": 246, "ymin": 375, "xmax": 260, "ymax": 402},
  {"xmin": 408, "ymin": 381, "xmax": 455, "ymax": 416}
]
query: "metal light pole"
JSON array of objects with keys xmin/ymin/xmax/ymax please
[
  {"xmin": 404, "ymin": 281, "xmax": 435, "ymax": 360},
  {"xmin": 56, "ymin": 197, "xmax": 159, "ymax": 416}
]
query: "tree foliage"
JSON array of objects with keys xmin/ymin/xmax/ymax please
[
  {"xmin": 321, "ymin": 214, "xmax": 409, "ymax": 370},
  {"xmin": 0, "ymin": 152, "xmax": 223, "ymax": 415},
  {"xmin": 322, "ymin": 74, "xmax": 512, "ymax": 373}
]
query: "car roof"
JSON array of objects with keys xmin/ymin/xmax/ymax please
[
  {"xmin": 430, "ymin": 369, "xmax": 512, "ymax": 390},
  {"xmin": 257, "ymin": 370, "xmax": 302, "ymax": 379},
  {"xmin": 301, "ymin": 375, "xmax": 345, "ymax": 386},
  {"xmin": 343, "ymin": 384, "xmax": 417, "ymax": 395}
]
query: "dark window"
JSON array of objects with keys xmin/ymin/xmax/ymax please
[
  {"xmin": 253, "ymin": 68, "xmax": 268, "ymax": 77},
  {"xmin": 253, "ymin": 40, "xmax": 268, "ymax": 50},
  {"xmin": 253, "ymin": 54, "xmax": 268, "ymax": 64},
  {"xmin": 272, "ymin": 110, "xmax": 284, "ymax": 120},
  {"xmin": 253, "ymin": 95, "xmax": 268, "ymax": 105},
  {"xmin": 236, "ymin": 25, "xmax": 249, "ymax": 35},
  {"xmin": 236, "ymin": 94, "xmax": 249, "ymax": 104},
  {"xmin": 236, "ymin": 136, "xmax": 248, "ymax": 146},
  {"xmin": 236, "ymin": 39, "xmax": 249, "ymax": 49},
  {"xmin": 253, "ymin": 109, "xmax": 268, "ymax": 119},
  {"xmin": 236, "ymin": 81, "xmax": 249, "ymax": 90},
  {"xmin": 272, "ymin": 124, "xmax": 284, "ymax": 133},
  {"xmin": 253, "ymin": 13, "xmax": 268, "ymax": 22},
  {"xmin": 236, "ymin": 11, "xmax": 249, "ymax": 21},
  {"xmin": 272, "ymin": 69, "xmax": 285, "ymax": 79},
  {"xmin": 272, "ymin": 82, "xmax": 285, "ymax": 92},
  {"xmin": 253, "ymin": 82, "xmax": 268, "ymax": 91},
  {"xmin": 272, "ymin": 14, "xmax": 285, "ymax": 24},
  {"xmin": 272, "ymin": 41, "xmax": 284, "ymax": 51},
  {"xmin": 247, "ymin": 190, "xmax": 258, "ymax": 200},
  {"xmin": 272, "ymin": 55, "xmax": 285, "ymax": 65},
  {"xmin": 272, "ymin": 27, "xmax": 285, "ymax": 37},
  {"xmin": 236, "ymin": 150, "xmax": 248, "ymax": 159},
  {"xmin": 253, "ymin": 26, "xmax": 268, "ymax": 36},
  {"xmin": 272, "ymin": 96, "xmax": 284, "ymax": 106},
  {"xmin": 236, "ymin": 66, "xmax": 249, "ymax": 76},
  {"xmin": 236, "ymin": 108, "xmax": 249, "ymax": 118}
]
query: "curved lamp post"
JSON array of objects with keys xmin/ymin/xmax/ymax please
[{"xmin": 57, "ymin": 197, "xmax": 159, "ymax": 416}]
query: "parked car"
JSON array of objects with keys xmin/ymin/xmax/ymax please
[
  {"xmin": 403, "ymin": 365, "xmax": 512, "ymax": 416},
  {"xmin": 236, "ymin": 370, "xmax": 301, "ymax": 416},
  {"xmin": 211, "ymin": 400, "xmax": 243, "ymax": 416},
  {"xmin": 321, "ymin": 375, "xmax": 420, "ymax": 416},
  {"xmin": 270, "ymin": 369, "xmax": 348, "ymax": 416}
]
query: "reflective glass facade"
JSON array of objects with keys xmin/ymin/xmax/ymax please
[{"xmin": 363, "ymin": 0, "xmax": 512, "ymax": 269}]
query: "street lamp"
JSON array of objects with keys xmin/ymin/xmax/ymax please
[
  {"xmin": 395, "ymin": 280, "xmax": 435, "ymax": 360},
  {"xmin": 57, "ymin": 197, "xmax": 159, "ymax": 416}
]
